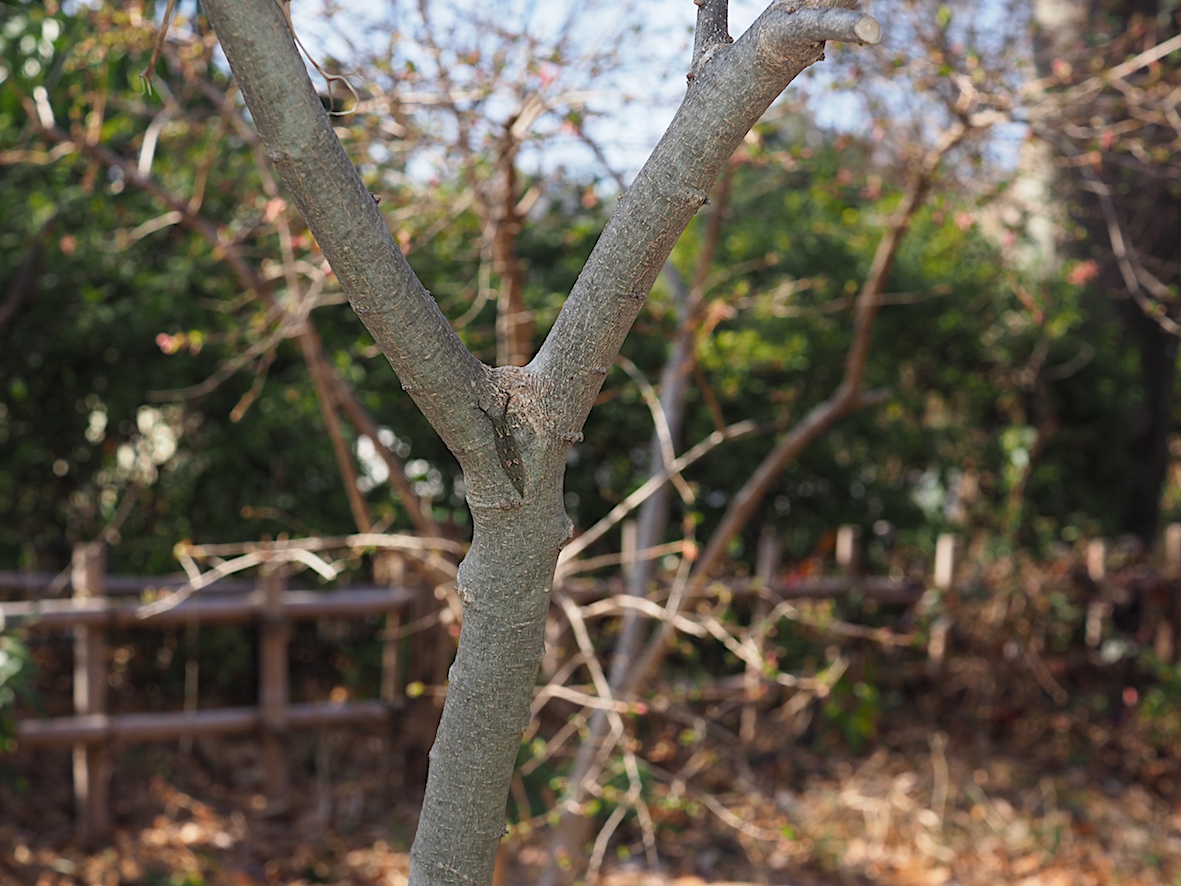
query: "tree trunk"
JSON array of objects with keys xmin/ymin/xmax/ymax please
[{"xmin": 199, "ymin": 2, "xmax": 881, "ymax": 882}]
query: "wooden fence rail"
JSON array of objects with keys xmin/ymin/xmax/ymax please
[
  {"xmin": 1, "ymin": 543, "xmax": 414, "ymax": 843},
  {"xmin": 16, "ymin": 700, "xmax": 392, "ymax": 746},
  {"xmin": 6, "ymin": 524, "xmax": 1181, "ymax": 842},
  {"xmin": 1, "ymin": 586, "xmax": 413, "ymax": 629}
]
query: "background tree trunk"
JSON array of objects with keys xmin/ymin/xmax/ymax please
[{"xmin": 1027, "ymin": 0, "xmax": 1181, "ymax": 542}]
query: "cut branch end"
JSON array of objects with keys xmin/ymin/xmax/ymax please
[
  {"xmin": 776, "ymin": 8, "xmax": 883, "ymax": 47},
  {"xmin": 853, "ymin": 14, "xmax": 882, "ymax": 45}
]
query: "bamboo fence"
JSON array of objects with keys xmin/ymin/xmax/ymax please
[
  {"xmin": 1, "ymin": 543, "xmax": 414, "ymax": 842},
  {"xmin": 5, "ymin": 524, "xmax": 1181, "ymax": 841}
]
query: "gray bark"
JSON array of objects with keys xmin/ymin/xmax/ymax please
[{"xmin": 198, "ymin": 1, "xmax": 880, "ymax": 883}]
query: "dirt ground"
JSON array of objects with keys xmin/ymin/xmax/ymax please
[{"xmin": 3, "ymin": 720, "xmax": 1180, "ymax": 886}]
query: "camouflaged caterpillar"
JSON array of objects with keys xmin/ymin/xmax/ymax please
[{"xmin": 480, "ymin": 399, "xmax": 526, "ymax": 497}]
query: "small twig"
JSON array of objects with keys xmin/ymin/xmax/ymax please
[
  {"xmin": 699, "ymin": 792, "xmax": 800, "ymax": 845},
  {"xmin": 184, "ymin": 532, "xmax": 465, "ymax": 559},
  {"xmin": 137, "ymin": 550, "xmax": 267, "ymax": 618},
  {"xmin": 691, "ymin": 0, "xmax": 733, "ymax": 81},
  {"xmin": 95, "ymin": 480, "xmax": 144, "ymax": 547},
  {"xmin": 1076, "ymin": 164, "xmax": 1180, "ymax": 336},
  {"xmin": 554, "ymin": 592, "xmax": 623, "ymax": 718},
  {"xmin": 1024, "ymin": 32, "xmax": 1181, "ymax": 101},
  {"xmin": 560, "ymin": 541, "xmax": 689, "ymax": 578},
  {"xmin": 518, "ymin": 716, "xmax": 584, "ymax": 777},
  {"xmin": 615, "ymin": 354, "xmax": 695, "ymax": 504},
  {"xmin": 579, "ymin": 594, "xmax": 708, "ymax": 636},
  {"xmin": 533, "ymin": 683, "xmax": 637, "ymax": 713},
  {"xmin": 1022, "ymin": 642, "xmax": 1069, "ymax": 705},
  {"xmin": 586, "ymin": 803, "xmax": 628, "ymax": 884},
  {"xmin": 273, "ymin": 0, "xmax": 360, "ymax": 115},
  {"xmin": 557, "ymin": 418, "xmax": 763, "ymax": 566},
  {"xmin": 140, "ymin": 0, "xmax": 179, "ymax": 95}
]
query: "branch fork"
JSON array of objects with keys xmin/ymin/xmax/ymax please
[{"xmin": 197, "ymin": 0, "xmax": 886, "ymax": 882}]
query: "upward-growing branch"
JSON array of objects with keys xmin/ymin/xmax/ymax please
[
  {"xmin": 200, "ymin": 0, "xmax": 489, "ymax": 454},
  {"xmin": 619, "ymin": 120, "xmax": 974, "ymax": 700},
  {"xmin": 534, "ymin": 2, "xmax": 880, "ymax": 434},
  {"xmin": 692, "ymin": 0, "xmax": 734, "ymax": 79},
  {"xmin": 199, "ymin": 2, "xmax": 881, "ymax": 884}
]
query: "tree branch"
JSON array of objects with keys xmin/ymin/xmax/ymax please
[
  {"xmin": 620, "ymin": 123, "xmax": 971, "ymax": 698},
  {"xmin": 197, "ymin": 5, "xmax": 883, "ymax": 884},
  {"xmin": 183, "ymin": 67, "xmax": 448, "ymax": 535},
  {"xmin": 692, "ymin": 0, "xmax": 733, "ymax": 80},
  {"xmin": 294, "ymin": 331, "xmax": 373, "ymax": 532},
  {"xmin": 534, "ymin": 4, "xmax": 880, "ymax": 436},
  {"xmin": 37, "ymin": 116, "xmax": 445, "ymax": 538},
  {"xmin": 0, "ymin": 230, "xmax": 44, "ymax": 348},
  {"xmin": 200, "ymin": 0, "xmax": 490, "ymax": 454}
]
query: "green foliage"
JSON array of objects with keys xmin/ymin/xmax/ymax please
[
  {"xmin": 0, "ymin": 2, "xmax": 1155, "ymax": 586},
  {"xmin": 0, "ymin": 2, "xmax": 464, "ymax": 572},
  {"xmin": 0, "ymin": 628, "xmax": 37, "ymax": 754},
  {"xmin": 820, "ymin": 674, "xmax": 884, "ymax": 754},
  {"xmin": 1136, "ymin": 653, "xmax": 1181, "ymax": 748}
]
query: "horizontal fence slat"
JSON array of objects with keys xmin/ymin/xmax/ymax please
[
  {"xmin": 558, "ymin": 575, "xmax": 924, "ymax": 605},
  {"xmin": 0, "ymin": 587, "xmax": 415, "ymax": 631},
  {"xmin": 0, "ymin": 572, "xmax": 428, "ymax": 598},
  {"xmin": 16, "ymin": 700, "xmax": 392, "ymax": 748},
  {"xmin": 0, "ymin": 571, "xmax": 258, "ymax": 596}
]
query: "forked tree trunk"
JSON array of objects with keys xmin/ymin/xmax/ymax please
[{"xmin": 199, "ymin": 2, "xmax": 882, "ymax": 883}]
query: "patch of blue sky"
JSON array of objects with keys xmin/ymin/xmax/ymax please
[
  {"xmin": 108, "ymin": 0, "xmax": 1019, "ymax": 183},
  {"xmin": 286, "ymin": 0, "xmax": 882, "ymax": 184}
]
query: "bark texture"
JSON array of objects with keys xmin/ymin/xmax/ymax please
[{"xmin": 199, "ymin": 1, "xmax": 880, "ymax": 883}]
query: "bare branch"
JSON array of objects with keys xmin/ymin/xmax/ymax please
[
  {"xmin": 534, "ymin": 4, "xmax": 881, "ymax": 435},
  {"xmin": 0, "ymin": 230, "xmax": 44, "ymax": 348},
  {"xmin": 619, "ymin": 118, "xmax": 973, "ymax": 698},
  {"xmin": 615, "ymin": 354, "xmax": 695, "ymax": 504},
  {"xmin": 200, "ymin": 0, "xmax": 489, "ymax": 454},
  {"xmin": 557, "ymin": 418, "xmax": 764, "ymax": 567},
  {"xmin": 295, "ymin": 332, "xmax": 373, "ymax": 532},
  {"xmin": 692, "ymin": 0, "xmax": 733, "ymax": 81},
  {"xmin": 1076, "ymin": 163, "xmax": 1181, "ymax": 336}
]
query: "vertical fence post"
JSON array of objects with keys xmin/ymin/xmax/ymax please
[
  {"xmin": 927, "ymin": 534, "xmax": 958, "ymax": 678},
  {"xmin": 836, "ymin": 525, "xmax": 862, "ymax": 578},
  {"xmin": 72, "ymin": 542, "xmax": 110, "ymax": 843},
  {"xmin": 1166, "ymin": 523, "xmax": 1181, "ymax": 570},
  {"xmin": 1085, "ymin": 538, "xmax": 1109, "ymax": 648},
  {"xmin": 374, "ymin": 550, "xmax": 405, "ymax": 808},
  {"xmin": 377, "ymin": 551, "xmax": 405, "ymax": 707},
  {"xmin": 258, "ymin": 558, "xmax": 289, "ymax": 808},
  {"xmin": 741, "ymin": 529, "xmax": 779, "ymax": 746},
  {"xmin": 933, "ymin": 534, "xmax": 959, "ymax": 593}
]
